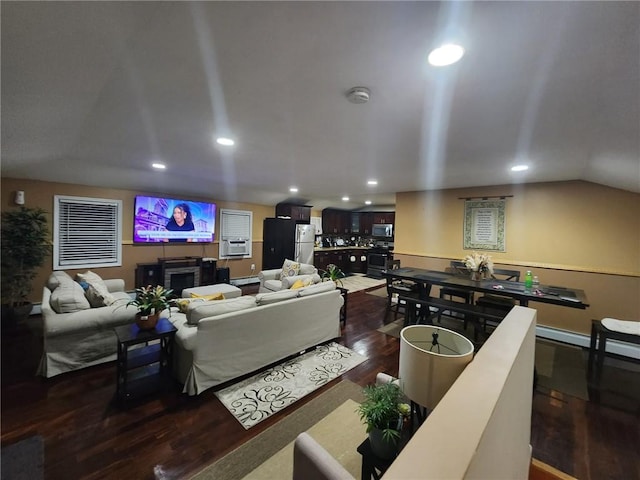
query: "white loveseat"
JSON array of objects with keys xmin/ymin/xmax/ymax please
[
  {"xmin": 258, "ymin": 261, "xmax": 320, "ymax": 293},
  {"xmin": 38, "ymin": 271, "xmax": 138, "ymax": 378},
  {"xmin": 167, "ymin": 281, "xmax": 343, "ymax": 395}
]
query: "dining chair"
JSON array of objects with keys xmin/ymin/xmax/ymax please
[
  {"xmin": 476, "ymin": 268, "xmax": 520, "ymax": 331},
  {"xmin": 384, "ymin": 262, "xmax": 418, "ymax": 322},
  {"xmin": 438, "ymin": 261, "xmax": 474, "ymax": 327}
]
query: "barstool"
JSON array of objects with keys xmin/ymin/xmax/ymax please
[{"xmin": 587, "ymin": 318, "xmax": 640, "ymax": 385}]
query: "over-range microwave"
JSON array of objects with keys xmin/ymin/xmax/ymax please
[{"xmin": 372, "ymin": 223, "xmax": 393, "ymax": 238}]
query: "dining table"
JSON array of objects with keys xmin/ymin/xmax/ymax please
[
  {"xmin": 384, "ymin": 267, "xmax": 590, "ymax": 309},
  {"xmin": 384, "ymin": 267, "xmax": 589, "ymax": 337}
]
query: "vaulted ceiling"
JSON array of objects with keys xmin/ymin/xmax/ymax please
[{"xmin": 2, "ymin": 1, "xmax": 638, "ymax": 210}]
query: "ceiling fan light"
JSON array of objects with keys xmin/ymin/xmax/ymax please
[{"xmin": 428, "ymin": 44, "xmax": 465, "ymax": 67}]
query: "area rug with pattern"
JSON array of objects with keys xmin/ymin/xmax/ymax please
[
  {"xmin": 191, "ymin": 380, "xmax": 364, "ymax": 480},
  {"xmin": 340, "ymin": 274, "xmax": 385, "ymax": 293},
  {"xmin": 215, "ymin": 342, "xmax": 368, "ymax": 429}
]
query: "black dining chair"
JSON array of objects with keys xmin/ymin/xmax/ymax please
[
  {"xmin": 476, "ymin": 268, "xmax": 520, "ymax": 331},
  {"xmin": 438, "ymin": 261, "xmax": 475, "ymax": 328},
  {"xmin": 384, "ymin": 261, "xmax": 418, "ymax": 322}
]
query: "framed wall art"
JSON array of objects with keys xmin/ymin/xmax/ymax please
[{"xmin": 463, "ymin": 199, "xmax": 506, "ymax": 252}]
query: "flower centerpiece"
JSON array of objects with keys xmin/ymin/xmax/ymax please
[
  {"xmin": 127, "ymin": 285, "xmax": 176, "ymax": 330},
  {"xmin": 357, "ymin": 382, "xmax": 411, "ymax": 459},
  {"xmin": 463, "ymin": 251, "xmax": 494, "ymax": 281},
  {"xmin": 320, "ymin": 263, "xmax": 346, "ymax": 287}
]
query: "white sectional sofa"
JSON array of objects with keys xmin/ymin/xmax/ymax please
[
  {"xmin": 167, "ymin": 281, "xmax": 343, "ymax": 395},
  {"xmin": 38, "ymin": 271, "xmax": 138, "ymax": 378}
]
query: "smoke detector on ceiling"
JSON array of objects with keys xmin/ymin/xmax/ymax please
[{"xmin": 346, "ymin": 87, "xmax": 370, "ymax": 104}]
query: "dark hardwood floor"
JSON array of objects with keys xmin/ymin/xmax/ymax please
[{"xmin": 2, "ymin": 286, "xmax": 639, "ymax": 479}]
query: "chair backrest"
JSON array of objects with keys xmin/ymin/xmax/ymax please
[
  {"xmin": 449, "ymin": 260, "xmax": 468, "ymax": 276},
  {"xmin": 491, "ymin": 268, "xmax": 520, "ymax": 282},
  {"xmin": 293, "ymin": 432, "xmax": 355, "ymax": 480}
]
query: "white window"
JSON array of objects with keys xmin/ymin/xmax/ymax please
[
  {"xmin": 53, "ymin": 195, "xmax": 122, "ymax": 270},
  {"xmin": 219, "ymin": 209, "xmax": 252, "ymax": 259}
]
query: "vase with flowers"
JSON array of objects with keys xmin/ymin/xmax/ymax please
[{"xmin": 463, "ymin": 251, "xmax": 494, "ymax": 281}]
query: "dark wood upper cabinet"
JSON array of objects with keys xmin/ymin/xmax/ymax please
[{"xmin": 275, "ymin": 203, "xmax": 311, "ymax": 223}]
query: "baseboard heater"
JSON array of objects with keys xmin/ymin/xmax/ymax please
[{"xmin": 230, "ymin": 276, "xmax": 259, "ymax": 286}]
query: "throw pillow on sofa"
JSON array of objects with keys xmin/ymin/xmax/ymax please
[
  {"xmin": 176, "ymin": 294, "xmax": 225, "ymax": 313},
  {"xmin": 186, "ymin": 296, "xmax": 257, "ymax": 325},
  {"xmin": 46, "ymin": 271, "xmax": 74, "ymax": 291},
  {"xmin": 282, "ymin": 273, "xmax": 321, "ymax": 290},
  {"xmin": 280, "ymin": 259, "xmax": 300, "ymax": 281},
  {"xmin": 50, "ymin": 281, "xmax": 91, "ymax": 313},
  {"xmin": 76, "ymin": 271, "xmax": 115, "ymax": 307}
]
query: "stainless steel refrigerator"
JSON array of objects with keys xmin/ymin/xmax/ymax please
[
  {"xmin": 262, "ymin": 218, "xmax": 315, "ymax": 269},
  {"xmin": 294, "ymin": 224, "xmax": 316, "ymax": 265}
]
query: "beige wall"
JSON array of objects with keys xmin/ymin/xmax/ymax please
[
  {"xmin": 1, "ymin": 178, "xmax": 274, "ymax": 299},
  {"xmin": 394, "ymin": 181, "xmax": 640, "ymax": 334}
]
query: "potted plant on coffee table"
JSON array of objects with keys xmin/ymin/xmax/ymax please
[
  {"xmin": 357, "ymin": 382, "xmax": 411, "ymax": 460},
  {"xmin": 1, "ymin": 207, "xmax": 50, "ymax": 329},
  {"xmin": 127, "ymin": 285, "xmax": 176, "ymax": 330}
]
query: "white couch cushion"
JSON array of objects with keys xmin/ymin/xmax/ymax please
[
  {"xmin": 76, "ymin": 271, "xmax": 115, "ymax": 307},
  {"xmin": 299, "ymin": 263, "xmax": 317, "ymax": 275},
  {"xmin": 297, "ymin": 281, "xmax": 337, "ymax": 297},
  {"xmin": 50, "ymin": 281, "xmax": 91, "ymax": 313},
  {"xmin": 255, "ymin": 289, "xmax": 299, "ymax": 305},
  {"xmin": 187, "ymin": 296, "xmax": 257, "ymax": 325}
]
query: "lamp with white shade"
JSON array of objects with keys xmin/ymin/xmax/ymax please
[{"xmin": 399, "ymin": 325, "xmax": 474, "ymax": 423}]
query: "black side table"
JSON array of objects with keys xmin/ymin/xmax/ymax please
[
  {"xmin": 115, "ymin": 317, "xmax": 177, "ymax": 407},
  {"xmin": 357, "ymin": 438, "xmax": 395, "ymax": 480}
]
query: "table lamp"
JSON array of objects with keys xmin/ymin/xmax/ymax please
[{"xmin": 399, "ymin": 325, "xmax": 474, "ymax": 420}]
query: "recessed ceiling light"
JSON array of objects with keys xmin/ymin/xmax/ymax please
[
  {"xmin": 342, "ymin": 196, "xmax": 350, "ymax": 202},
  {"xmin": 367, "ymin": 180, "xmax": 378, "ymax": 186},
  {"xmin": 511, "ymin": 165, "xmax": 529, "ymax": 172},
  {"xmin": 289, "ymin": 187, "xmax": 298, "ymax": 193},
  {"xmin": 365, "ymin": 200, "xmax": 372, "ymax": 205},
  {"xmin": 151, "ymin": 163, "xmax": 166, "ymax": 170},
  {"xmin": 216, "ymin": 137, "xmax": 235, "ymax": 146},
  {"xmin": 428, "ymin": 44, "xmax": 465, "ymax": 67}
]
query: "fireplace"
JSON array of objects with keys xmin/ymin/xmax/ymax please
[{"xmin": 164, "ymin": 266, "xmax": 200, "ymax": 292}]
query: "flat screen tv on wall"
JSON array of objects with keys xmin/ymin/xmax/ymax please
[{"xmin": 133, "ymin": 195, "xmax": 216, "ymax": 243}]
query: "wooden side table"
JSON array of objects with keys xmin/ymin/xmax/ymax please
[{"xmin": 115, "ymin": 317, "xmax": 177, "ymax": 407}]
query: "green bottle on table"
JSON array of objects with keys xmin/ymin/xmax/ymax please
[{"xmin": 524, "ymin": 270, "xmax": 533, "ymax": 291}]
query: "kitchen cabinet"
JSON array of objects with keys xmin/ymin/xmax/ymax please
[
  {"xmin": 275, "ymin": 203, "xmax": 311, "ymax": 223},
  {"xmin": 360, "ymin": 212, "xmax": 374, "ymax": 235},
  {"xmin": 372, "ymin": 212, "xmax": 395, "ymax": 224},
  {"xmin": 350, "ymin": 213, "xmax": 361, "ymax": 233},
  {"xmin": 322, "ymin": 209, "xmax": 350, "ymax": 234},
  {"xmin": 314, "ymin": 251, "xmax": 331, "ymax": 272}
]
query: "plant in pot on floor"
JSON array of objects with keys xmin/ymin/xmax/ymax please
[
  {"xmin": 127, "ymin": 285, "xmax": 176, "ymax": 330},
  {"xmin": 320, "ymin": 263, "xmax": 346, "ymax": 287},
  {"xmin": 357, "ymin": 382, "xmax": 411, "ymax": 460},
  {"xmin": 1, "ymin": 207, "xmax": 50, "ymax": 329}
]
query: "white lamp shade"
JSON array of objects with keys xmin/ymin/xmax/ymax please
[{"xmin": 399, "ymin": 325, "xmax": 474, "ymax": 410}]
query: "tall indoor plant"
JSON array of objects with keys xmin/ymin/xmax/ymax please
[{"xmin": 1, "ymin": 206, "xmax": 50, "ymax": 326}]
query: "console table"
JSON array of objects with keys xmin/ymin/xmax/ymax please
[{"xmin": 115, "ymin": 317, "xmax": 177, "ymax": 407}]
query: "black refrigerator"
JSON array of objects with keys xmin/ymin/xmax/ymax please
[{"xmin": 262, "ymin": 218, "xmax": 298, "ymax": 270}]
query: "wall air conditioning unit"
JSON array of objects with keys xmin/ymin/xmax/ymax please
[{"xmin": 225, "ymin": 239, "xmax": 250, "ymax": 256}]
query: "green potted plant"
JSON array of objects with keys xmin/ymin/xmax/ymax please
[
  {"xmin": 357, "ymin": 382, "xmax": 410, "ymax": 459},
  {"xmin": 127, "ymin": 285, "xmax": 176, "ymax": 330},
  {"xmin": 1, "ymin": 207, "xmax": 50, "ymax": 328},
  {"xmin": 320, "ymin": 263, "xmax": 346, "ymax": 287}
]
